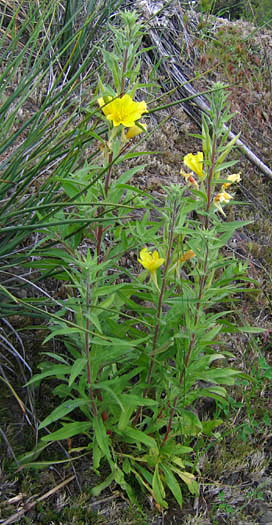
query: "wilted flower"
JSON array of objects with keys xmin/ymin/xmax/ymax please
[
  {"xmin": 126, "ymin": 122, "xmax": 147, "ymax": 139},
  {"xmin": 138, "ymin": 247, "xmax": 164, "ymax": 274},
  {"xmin": 222, "ymin": 172, "xmax": 241, "ymax": 190},
  {"xmin": 99, "ymin": 94, "xmax": 147, "ymax": 128},
  {"xmin": 213, "ymin": 191, "xmax": 233, "ymax": 216},
  {"xmin": 179, "ymin": 249, "xmax": 196, "ymax": 263},
  {"xmin": 183, "ymin": 152, "xmax": 204, "ymax": 179},
  {"xmin": 180, "ymin": 169, "xmax": 199, "ymax": 189}
]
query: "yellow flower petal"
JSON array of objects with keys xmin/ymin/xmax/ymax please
[
  {"xmin": 126, "ymin": 122, "xmax": 147, "ymax": 139},
  {"xmin": 138, "ymin": 247, "xmax": 164, "ymax": 273},
  {"xmin": 184, "ymin": 152, "xmax": 204, "ymax": 179},
  {"xmin": 214, "ymin": 191, "xmax": 233, "ymax": 204},
  {"xmin": 100, "ymin": 94, "xmax": 147, "ymax": 128},
  {"xmin": 98, "ymin": 96, "xmax": 113, "ymax": 117},
  {"xmin": 227, "ymin": 173, "xmax": 241, "ymax": 184},
  {"xmin": 222, "ymin": 172, "xmax": 241, "ymax": 190},
  {"xmin": 213, "ymin": 191, "xmax": 233, "ymax": 216}
]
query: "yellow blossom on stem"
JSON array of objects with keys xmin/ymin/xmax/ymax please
[
  {"xmin": 222, "ymin": 172, "xmax": 241, "ymax": 190},
  {"xmin": 138, "ymin": 247, "xmax": 164, "ymax": 273},
  {"xmin": 213, "ymin": 191, "xmax": 233, "ymax": 216},
  {"xmin": 179, "ymin": 249, "xmax": 196, "ymax": 263},
  {"xmin": 138, "ymin": 247, "xmax": 164, "ymax": 290},
  {"xmin": 183, "ymin": 152, "xmax": 204, "ymax": 179},
  {"xmin": 99, "ymin": 94, "xmax": 147, "ymax": 128}
]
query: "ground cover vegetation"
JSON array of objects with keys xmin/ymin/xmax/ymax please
[
  {"xmin": 198, "ymin": 0, "xmax": 272, "ymax": 24},
  {"xmin": 0, "ymin": 0, "xmax": 272, "ymax": 523}
]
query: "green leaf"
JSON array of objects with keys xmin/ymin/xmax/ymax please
[
  {"xmin": 172, "ymin": 456, "xmax": 185, "ymax": 469},
  {"xmin": 93, "ymin": 416, "xmax": 112, "ymax": 463},
  {"xmin": 113, "ymin": 165, "xmax": 146, "ymax": 183},
  {"xmin": 43, "ymin": 327, "xmax": 83, "ymax": 344},
  {"xmin": 93, "ymin": 383, "xmax": 124, "ymax": 411},
  {"xmin": 135, "ymin": 463, "xmax": 153, "ymax": 486},
  {"xmin": 215, "ymin": 132, "xmax": 240, "ymax": 167},
  {"xmin": 93, "ymin": 440, "xmax": 103, "ymax": 471},
  {"xmin": 39, "ymin": 399, "xmax": 89, "ymax": 430},
  {"xmin": 121, "ymin": 428, "xmax": 158, "ymax": 452},
  {"xmin": 238, "ymin": 326, "xmax": 267, "ymax": 334},
  {"xmin": 91, "ymin": 472, "xmax": 116, "ymax": 497},
  {"xmin": 202, "ymin": 419, "xmax": 223, "ymax": 435},
  {"xmin": 25, "ymin": 365, "xmax": 71, "ymax": 386},
  {"xmin": 68, "ymin": 358, "xmax": 87, "ymax": 387},
  {"xmin": 199, "ymin": 368, "xmax": 241, "ymax": 385},
  {"xmin": 161, "ymin": 464, "xmax": 183, "ymax": 507},
  {"xmin": 118, "ymin": 407, "xmax": 135, "ymax": 431},
  {"xmin": 121, "ymin": 394, "xmax": 157, "ymax": 407},
  {"xmin": 40, "ymin": 352, "xmax": 69, "ymax": 364},
  {"xmin": 18, "ymin": 441, "xmax": 50, "ymax": 465},
  {"xmin": 152, "ymin": 465, "xmax": 168, "ymax": 509},
  {"xmin": 41, "ymin": 422, "xmax": 92, "ymax": 442},
  {"xmin": 172, "ymin": 467, "xmax": 199, "ymax": 495},
  {"xmin": 114, "ymin": 467, "xmax": 137, "ymax": 504},
  {"xmin": 178, "ymin": 410, "xmax": 203, "ymax": 436},
  {"xmin": 92, "ymin": 283, "xmax": 128, "ymax": 297}
]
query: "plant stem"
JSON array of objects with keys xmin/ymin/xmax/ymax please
[
  {"xmin": 96, "ymin": 151, "xmax": 113, "ymax": 261},
  {"xmin": 147, "ymin": 201, "xmax": 179, "ymax": 384},
  {"xmin": 205, "ymin": 128, "xmax": 217, "ymax": 227},
  {"xmin": 163, "ymin": 136, "xmax": 219, "ymax": 444},
  {"xmin": 133, "ymin": 199, "xmax": 179, "ymax": 427},
  {"xmin": 104, "ymin": 151, "xmax": 113, "ymax": 196},
  {"xmin": 120, "ymin": 47, "xmax": 128, "ymax": 97},
  {"xmin": 85, "ymin": 276, "xmax": 97, "ymax": 416}
]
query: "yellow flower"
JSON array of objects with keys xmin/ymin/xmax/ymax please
[
  {"xmin": 183, "ymin": 152, "xmax": 204, "ymax": 179},
  {"xmin": 179, "ymin": 249, "xmax": 196, "ymax": 263},
  {"xmin": 126, "ymin": 122, "xmax": 147, "ymax": 139},
  {"xmin": 180, "ymin": 169, "xmax": 199, "ymax": 189},
  {"xmin": 213, "ymin": 191, "xmax": 233, "ymax": 216},
  {"xmin": 100, "ymin": 94, "xmax": 147, "ymax": 128},
  {"xmin": 222, "ymin": 172, "xmax": 241, "ymax": 190},
  {"xmin": 98, "ymin": 96, "xmax": 113, "ymax": 117},
  {"xmin": 138, "ymin": 247, "xmax": 164, "ymax": 274}
]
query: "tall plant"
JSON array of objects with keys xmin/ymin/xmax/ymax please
[{"xmin": 18, "ymin": 10, "xmax": 257, "ymax": 510}]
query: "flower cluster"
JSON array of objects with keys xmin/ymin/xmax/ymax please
[
  {"xmin": 181, "ymin": 151, "xmax": 241, "ymax": 217},
  {"xmin": 98, "ymin": 94, "xmax": 147, "ymax": 138},
  {"xmin": 213, "ymin": 173, "xmax": 241, "ymax": 216}
]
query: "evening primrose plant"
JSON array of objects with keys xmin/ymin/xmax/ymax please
[{"xmin": 21, "ymin": 11, "xmax": 255, "ymax": 510}]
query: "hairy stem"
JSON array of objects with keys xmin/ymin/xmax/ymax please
[
  {"xmin": 85, "ymin": 277, "xmax": 97, "ymax": 416},
  {"xmin": 120, "ymin": 47, "xmax": 128, "ymax": 97},
  {"xmin": 133, "ymin": 199, "xmax": 179, "ymax": 426},
  {"xmin": 163, "ymin": 133, "xmax": 219, "ymax": 444}
]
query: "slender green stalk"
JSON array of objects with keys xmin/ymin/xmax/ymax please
[{"xmin": 85, "ymin": 276, "xmax": 97, "ymax": 416}]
